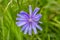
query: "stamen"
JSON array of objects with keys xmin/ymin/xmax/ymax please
[{"xmin": 29, "ymin": 18, "xmax": 32, "ymax": 22}]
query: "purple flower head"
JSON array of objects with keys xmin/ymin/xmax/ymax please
[{"xmin": 16, "ymin": 5, "xmax": 42, "ymax": 35}]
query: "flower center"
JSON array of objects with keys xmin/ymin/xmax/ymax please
[{"xmin": 29, "ymin": 18, "xmax": 32, "ymax": 22}]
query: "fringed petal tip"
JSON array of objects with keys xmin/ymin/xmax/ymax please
[
  {"xmin": 29, "ymin": 5, "xmax": 32, "ymax": 15},
  {"xmin": 36, "ymin": 7, "xmax": 40, "ymax": 10}
]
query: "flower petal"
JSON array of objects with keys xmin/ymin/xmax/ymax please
[
  {"xmin": 33, "ymin": 22, "xmax": 42, "ymax": 31},
  {"xmin": 24, "ymin": 25, "xmax": 29, "ymax": 34},
  {"xmin": 21, "ymin": 24, "xmax": 28, "ymax": 31},
  {"xmin": 36, "ymin": 24, "xmax": 42, "ymax": 31},
  {"xmin": 32, "ymin": 23, "xmax": 37, "ymax": 34},
  {"xmin": 17, "ymin": 14, "xmax": 25, "ymax": 18},
  {"xmin": 17, "ymin": 11, "xmax": 29, "ymax": 18},
  {"xmin": 16, "ymin": 18, "xmax": 27, "ymax": 21},
  {"xmin": 20, "ymin": 11, "xmax": 29, "ymax": 18},
  {"xmin": 28, "ymin": 25, "xmax": 32, "ymax": 35},
  {"xmin": 29, "ymin": 5, "xmax": 32, "ymax": 15},
  {"xmin": 33, "ymin": 14, "xmax": 42, "ymax": 21},
  {"xmin": 33, "ymin": 7, "xmax": 40, "ymax": 15},
  {"xmin": 35, "ymin": 14, "xmax": 42, "ymax": 19},
  {"xmin": 16, "ymin": 21, "xmax": 26, "ymax": 27}
]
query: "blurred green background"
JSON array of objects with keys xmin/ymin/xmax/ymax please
[{"xmin": 0, "ymin": 0, "xmax": 60, "ymax": 40}]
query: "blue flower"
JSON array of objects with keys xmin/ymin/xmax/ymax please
[{"xmin": 16, "ymin": 5, "xmax": 42, "ymax": 35}]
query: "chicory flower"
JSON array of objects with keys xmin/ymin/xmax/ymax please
[{"xmin": 16, "ymin": 5, "xmax": 42, "ymax": 35}]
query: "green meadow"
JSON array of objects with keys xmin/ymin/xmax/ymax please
[{"xmin": 0, "ymin": 0, "xmax": 60, "ymax": 40}]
